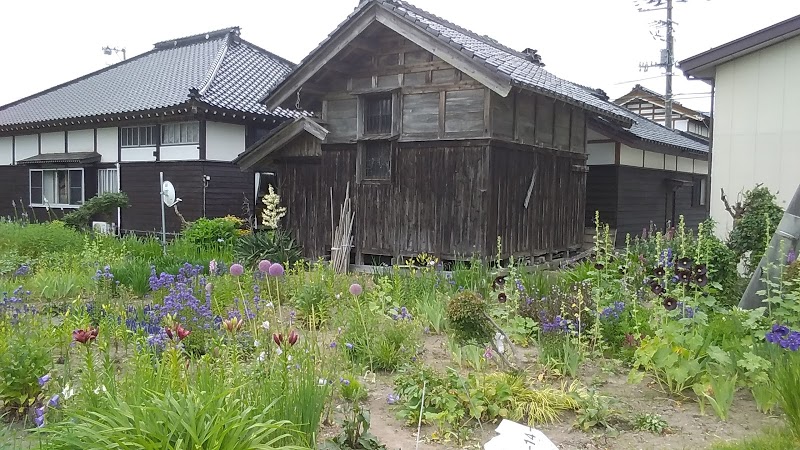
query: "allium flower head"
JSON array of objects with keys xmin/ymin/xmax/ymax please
[
  {"xmin": 229, "ymin": 264, "xmax": 244, "ymax": 277},
  {"xmin": 349, "ymin": 283, "xmax": 363, "ymax": 296},
  {"xmin": 258, "ymin": 260, "xmax": 272, "ymax": 273},
  {"xmin": 268, "ymin": 263, "xmax": 285, "ymax": 277}
]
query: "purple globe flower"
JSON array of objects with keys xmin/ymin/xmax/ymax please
[
  {"xmin": 229, "ymin": 264, "xmax": 244, "ymax": 277},
  {"xmin": 258, "ymin": 260, "xmax": 272, "ymax": 273},
  {"xmin": 268, "ymin": 263, "xmax": 285, "ymax": 277},
  {"xmin": 349, "ymin": 283, "xmax": 363, "ymax": 296}
]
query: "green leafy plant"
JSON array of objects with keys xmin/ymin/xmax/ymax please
[
  {"xmin": 61, "ymin": 192, "xmax": 129, "ymax": 230},
  {"xmin": 321, "ymin": 407, "xmax": 386, "ymax": 450},
  {"xmin": 572, "ymin": 388, "xmax": 616, "ymax": 431},
  {"xmin": 446, "ymin": 290, "xmax": 491, "ymax": 344},
  {"xmin": 633, "ymin": 413, "xmax": 668, "ymax": 434},
  {"xmin": 0, "ymin": 326, "xmax": 52, "ymax": 417},
  {"xmin": 182, "ymin": 216, "xmax": 242, "ymax": 249},
  {"xmin": 727, "ymin": 185, "xmax": 784, "ymax": 274},
  {"xmin": 234, "ymin": 229, "xmax": 302, "ymax": 269}
]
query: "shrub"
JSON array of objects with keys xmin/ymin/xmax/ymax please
[
  {"xmin": 182, "ymin": 216, "xmax": 242, "ymax": 249},
  {"xmin": 234, "ymin": 229, "xmax": 302, "ymax": 269},
  {"xmin": 0, "ymin": 221, "xmax": 83, "ymax": 262},
  {"xmin": 699, "ymin": 219, "xmax": 742, "ymax": 306},
  {"xmin": 61, "ymin": 192, "xmax": 129, "ymax": 230},
  {"xmin": 446, "ymin": 290, "xmax": 491, "ymax": 344},
  {"xmin": 0, "ymin": 326, "xmax": 53, "ymax": 417},
  {"xmin": 727, "ymin": 186, "xmax": 784, "ymax": 274}
]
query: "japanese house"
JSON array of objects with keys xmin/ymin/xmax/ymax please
[
  {"xmin": 584, "ymin": 88, "xmax": 710, "ymax": 241},
  {"xmin": 237, "ymin": 0, "xmax": 647, "ymax": 263},
  {"xmin": 0, "ymin": 27, "xmax": 294, "ymax": 233},
  {"xmin": 679, "ymin": 14, "xmax": 800, "ymax": 237},
  {"xmin": 614, "ymin": 84, "xmax": 711, "ymax": 139}
]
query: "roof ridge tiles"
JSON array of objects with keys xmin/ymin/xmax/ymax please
[{"xmin": 152, "ymin": 27, "xmax": 240, "ymax": 49}]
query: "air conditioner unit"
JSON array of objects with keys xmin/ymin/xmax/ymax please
[{"xmin": 92, "ymin": 221, "xmax": 115, "ymax": 235}]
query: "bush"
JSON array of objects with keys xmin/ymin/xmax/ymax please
[
  {"xmin": 0, "ymin": 326, "xmax": 53, "ymax": 417},
  {"xmin": 446, "ymin": 290, "xmax": 491, "ymax": 344},
  {"xmin": 0, "ymin": 221, "xmax": 83, "ymax": 262},
  {"xmin": 61, "ymin": 192, "xmax": 129, "ymax": 230},
  {"xmin": 182, "ymin": 216, "xmax": 242, "ymax": 250},
  {"xmin": 234, "ymin": 229, "xmax": 302, "ymax": 268},
  {"xmin": 699, "ymin": 219, "xmax": 743, "ymax": 306},
  {"xmin": 727, "ymin": 186, "xmax": 784, "ymax": 274}
]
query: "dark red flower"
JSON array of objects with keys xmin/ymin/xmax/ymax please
[
  {"xmin": 651, "ymin": 283, "xmax": 665, "ymax": 295},
  {"xmin": 677, "ymin": 257, "xmax": 693, "ymax": 270},
  {"xmin": 497, "ymin": 292, "xmax": 507, "ymax": 303},
  {"xmin": 288, "ymin": 330, "xmax": 299, "ymax": 346},
  {"xmin": 594, "ymin": 263, "xmax": 605, "ymax": 270},
  {"xmin": 273, "ymin": 333, "xmax": 284, "ymax": 347},
  {"xmin": 693, "ymin": 264, "xmax": 708, "ymax": 276},
  {"xmin": 492, "ymin": 276, "xmax": 506, "ymax": 291},
  {"xmin": 653, "ymin": 266, "xmax": 666, "ymax": 278},
  {"xmin": 662, "ymin": 297, "xmax": 678, "ymax": 311},
  {"xmin": 167, "ymin": 324, "xmax": 190, "ymax": 341},
  {"xmin": 73, "ymin": 327, "xmax": 98, "ymax": 345},
  {"xmin": 677, "ymin": 270, "xmax": 692, "ymax": 284},
  {"xmin": 165, "ymin": 327, "xmax": 173, "ymax": 340},
  {"xmin": 694, "ymin": 274, "xmax": 708, "ymax": 287}
]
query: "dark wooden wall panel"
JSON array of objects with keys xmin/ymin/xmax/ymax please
[
  {"xmin": 488, "ymin": 143, "xmax": 586, "ymax": 257},
  {"xmin": 0, "ymin": 166, "xmax": 31, "ymax": 219},
  {"xmin": 585, "ymin": 165, "xmax": 619, "ymax": 227},
  {"xmin": 616, "ymin": 166, "xmax": 707, "ymax": 241}
]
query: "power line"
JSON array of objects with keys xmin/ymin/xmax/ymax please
[{"xmin": 613, "ymin": 74, "xmax": 665, "ymax": 85}]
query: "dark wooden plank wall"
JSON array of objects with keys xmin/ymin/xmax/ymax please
[
  {"xmin": 0, "ymin": 166, "xmax": 32, "ymax": 219},
  {"xmin": 120, "ymin": 162, "xmax": 253, "ymax": 233},
  {"xmin": 585, "ymin": 165, "xmax": 619, "ymax": 228},
  {"xmin": 275, "ymin": 142, "xmax": 489, "ymax": 261},
  {"xmin": 488, "ymin": 143, "xmax": 586, "ymax": 258},
  {"xmin": 615, "ymin": 165, "xmax": 708, "ymax": 240}
]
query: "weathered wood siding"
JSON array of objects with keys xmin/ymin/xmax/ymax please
[
  {"xmin": 612, "ymin": 165, "xmax": 708, "ymax": 241},
  {"xmin": 488, "ymin": 143, "xmax": 587, "ymax": 257},
  {"xmin": 275, "ymin": 141, "xmax": 490, "ymax": 260},
  {"xmin": 120, "ymin": 162, "xmax": 254, "ymax": 233}
]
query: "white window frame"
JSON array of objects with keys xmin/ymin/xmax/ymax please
[
  {"xmin": 97, "ymin": 168, "xmax": 119, "ymax": 195},
  {"xmin": 29, "ymin": 168, "xmax": 84, "ymax": 208},
  {"xmin": 121, "ymin": 125, "xmax": 157, "ymax": 147},
  {"xmin": 161, "ymin": 121, "xmax": 199, "ymax": 145}
]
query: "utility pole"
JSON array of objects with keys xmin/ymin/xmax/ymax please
[
  {"xmin": 637, "ymin": 0, "xmax": 678, "ymax": 129},
  {"xmin": 664, "ymin": 0, "xmax": 674, "ymax": 129}
]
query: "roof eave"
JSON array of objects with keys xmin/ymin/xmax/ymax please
[
  {"xmin": 679, "ymin": 14, "xmax": 800, "ymax": 80},
  {"xmin": 235, "ymin": 117, "xmax": 329, "ymax": 169}
]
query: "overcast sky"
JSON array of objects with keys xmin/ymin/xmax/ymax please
[{"xmin": 1, "ymin": 0, "xmax": 798, "ymax": 113}]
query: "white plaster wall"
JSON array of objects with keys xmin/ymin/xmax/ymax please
[
  {"xmin": 96, "ymin": 127, "xmax": 118, "ymax": 163},
  {"xmin": 40, "ymin": 132, "xmax": 63, "ymax": 154},
  {"xmin": 161, "ymin": 145, "xmax": 199, "ymax": 161},
  {"xmin": 711, "ymin": 33, "xmax": 800, "ymax": 237},
  {"xmin": 67, "ymin": 129, "xmax": 93, "ymax": 152},
  {"xmin": 665, "ymin": 154, "xmax": 677, "ymax": 171},
  {"xmin": 121, "ymin": 147, "xmax": 156, "ymax": 162},
  {"xmin": 15, "ymin": 135, "xmax": 38, "ymax": 161},
  {"xmin": 619, "ymin": 145, "xmax": 643, "ymax": 166},
  {"xmin": 677, "ymin": 156, "xmax": 694, "ymax": 173},
  {"xmin": 693, "ymin": 159, "xmax": 709, "ymax": 175},
  {"xmin": 643, "ymin": 151, "xmax": 664, "ymax": 169},
  {"xmin": 206, "ymin": 121, "xmax": 245, "ymax": 161},
  {"xmin": 586, "ymin": 142, "xmax": 615, "ymax": 165},
  {"xmin": 0, "ymin": 137, "xmax": 12, "ymax": 165},
  {"xmin": 673, "ymin": 119, "xmax": 689, "ymax": 132}
]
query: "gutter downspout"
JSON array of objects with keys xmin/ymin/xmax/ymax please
[
  {"xmin": 116, "ymin": 161, "xmax": 122, "ymax": 235},
  {"xmin": 706, "ymin": 77, "xmax": 715, "ymax": 216}
]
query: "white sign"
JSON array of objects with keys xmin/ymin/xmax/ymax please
[{"xmin": 484, "ymin": 419, "xmax": 559, "ymax": 450}]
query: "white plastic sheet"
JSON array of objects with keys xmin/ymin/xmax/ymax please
[{"xmin": 484, "ymin": 419, "xmax": 559, "ymax": 450}]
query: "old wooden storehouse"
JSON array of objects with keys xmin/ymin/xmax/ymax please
[{"xmin": 237, "ymin": 0, "xmax": 638, "ymax": 264}]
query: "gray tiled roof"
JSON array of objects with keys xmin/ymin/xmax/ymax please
[
  {"xmin": 381, "ymin": 0, "xmax": 705, "ymax": 153},
  {"xmin": 0, "ymin": 28, "xmax": 297, "ymax": 128},
  {"xmin": 379, "ymin": 0, "xmax": 634, "ymax": 125}
]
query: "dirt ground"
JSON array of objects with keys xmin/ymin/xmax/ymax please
[{"xmin": 347, "ymin": 334, "xmax": 781, "ymax": 450}]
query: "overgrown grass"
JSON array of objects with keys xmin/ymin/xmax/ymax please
[{"xmin": 709, "ymin": 428, "xmax": 799, "ymax": 450}]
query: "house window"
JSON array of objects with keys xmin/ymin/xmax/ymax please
[
  {"xmin": 162, "ymin": 122, "xmax": 199, "ymax": 145},
  {"xmin": 121, "ymin": 125, "xmax": 157, "ymax": 147},
  {"xmin": 98, "ymin": 168, "xmax": 119, "ymax": 195},
  {"xmin": 30, "ymin": 168, "xmax": 84, "ymax": 207},
  {"xmin": 363, "ymin": 141, "xmax": 391, "ymax": 180},
  {"xmin": 693, "ymin": 177, "xmax": 707, "ymax": 207},
  {"xmin": 364, "ymin": 95, "xmax": 393, "ymax": 135}
]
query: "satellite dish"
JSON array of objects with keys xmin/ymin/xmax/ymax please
[{"xmin": 162, "ymin": 181, "xmax": 177, "ymax": 207}]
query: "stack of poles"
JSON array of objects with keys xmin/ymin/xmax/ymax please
[{"xmin": 330, "ymin": 182, "xmax": 354, "ymax": 273}]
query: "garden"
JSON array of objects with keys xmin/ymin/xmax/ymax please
[{"xmin": 1, "ymin": 185, "xmax": 799, "ymax": 450}]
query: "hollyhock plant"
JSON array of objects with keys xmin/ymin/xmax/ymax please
[
  {"xmin": 662, "ymin": 297, "xmax": 678, "ymax": 311},
  {"xmin": 497, "ymin": 292, "xmax": 507, "ymax": 303}
]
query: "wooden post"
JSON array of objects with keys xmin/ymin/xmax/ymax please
[{"xmin": 739, "ymin": 183, "xmax": 800, "ymax": 309}]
